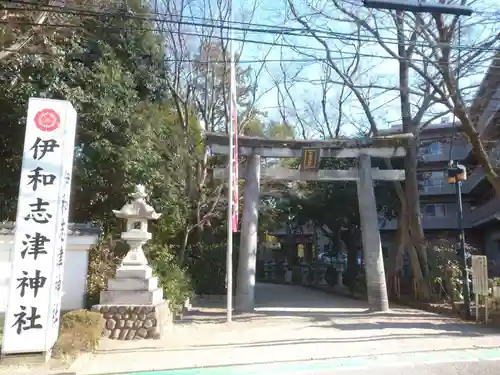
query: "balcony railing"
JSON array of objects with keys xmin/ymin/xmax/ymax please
[
  {"xmin": 379, "ymin": 214, "xmax": 470, "ymax": 230},
  {"xmin": 477, "ymin": 88, "xmax": 500, "ymax": 135},
  {"xmin": 419, "ymin": 184, "xmax": 455, "ymax": 195},
  {"xmin": 418, "ymin": 144, "xmax": 472, "ymax": 163},
  {"xmin": 468, "ymin": 197, "xmax": 500, "ymax": 227}
]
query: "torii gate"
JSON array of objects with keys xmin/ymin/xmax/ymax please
[{"xmin": 205, "ymin": 132, "xmax": 412, "ymax": 312}]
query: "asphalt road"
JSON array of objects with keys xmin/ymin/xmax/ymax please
[
  {"xmin": 332, "ymin": 359, "xmax": 500, "ymax": 375},
  {"xmin": 117, "ymin": 359, "xmax": 500, "ymax": 375},
  {"xmin": 116, "ymin": 348, "xmax": 500, "ymax": 375}
]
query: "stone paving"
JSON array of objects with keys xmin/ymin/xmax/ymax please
[{"xmin": 66, "ymin": 283, "xmax": 500, "ymax": 375}]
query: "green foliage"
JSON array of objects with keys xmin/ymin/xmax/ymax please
[
  {"xmin": 281, "ymin": 157, "xmax": 398, "ymax": 238},
  {"xmin": 187, "ymin": 242, "xmax": 237, "ymax": 295},
  {"xmin": 53, "ymin": 310, "xmax": 104, "ymax": 357},
  {"xmin": 426, "ymin": 237, "xmax": 477, "ymax": 302},
  {"xmin": 0, "ymin": 0, "xmax": 190, "ymax": 233},
  {"xmin": 0, "ymin": 0, "xmax": 265, "ymax": 313},
  {"xmin": 85, "ymin": 236, "xmax": 128, "ymax": 308},
  {"xmin": 149, "ymin": 245, "xmax": 193, "ymax": 314}
]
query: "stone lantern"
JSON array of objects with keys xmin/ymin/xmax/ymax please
[
  {"xmin": 93, "ymin": 185, "xmax": 171, "ymax": 340},
  {"xmin": 113, "ymin": 184, "xmax": 161, "ymax": 268}
]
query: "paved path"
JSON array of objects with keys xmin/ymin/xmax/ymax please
[{"xmin": 66, "ymin": 283, "xmax": 500, "ymax": 375}]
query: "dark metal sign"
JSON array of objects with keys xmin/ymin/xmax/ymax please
[{"xmin": 300, "ymin": 148, "xmax": 320, "ymax": 171}]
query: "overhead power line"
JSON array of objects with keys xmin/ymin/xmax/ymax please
[
  {"xmin": 2, "ymin": 17, "xmax": 500, "ymax": 63},
  {"xmin": 1, "ymin": 22, "xmax": 497, "ymax": 73},
  {"xmin": 4, "ymin": 0, "xmax": 499, "ymax": 21},
  {"xmin": 2, "ymin": 26, "xmax": 498, "ymax": 75},
  {"xmin": 1, "ymin": 0, "xmax": 499, "ymax": 53},
  {"xmin": 3, "ymin": 43, "xmax": 498, "ymax": 73}
]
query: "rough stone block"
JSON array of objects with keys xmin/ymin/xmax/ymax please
[{"xmin": 92, "ymin": 302, "xmax": 172, "ymax": 340}]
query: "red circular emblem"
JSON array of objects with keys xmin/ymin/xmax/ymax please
[{"xmin": 34, "ymin": 109, "xmax": 60, "ymax": 132}]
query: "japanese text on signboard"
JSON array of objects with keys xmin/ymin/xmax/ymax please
[{"xmin": 2, "ymin": 99, "xmax": 76, "ymax": 355}]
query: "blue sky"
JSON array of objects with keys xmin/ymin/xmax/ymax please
[
  {"xmin": 161, "ymin": 0, "xmax": 499, "ymax": 138},
  {"xmin": 226, "ymin": 0, "xmax": 500, "ymax": 137}
]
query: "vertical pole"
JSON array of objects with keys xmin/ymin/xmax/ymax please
[
  {"xmin": 225, "ymin": 0, "xmax": 237, "ymax": 323},
  {"xmin": 456, "ymin": 180, "xmax": 471, "ymax": 320},
  {"xmin": 236, "ymin": 153, "xmax": 261, "ymax": 312},
  {"xmin": 226, "ymin": 131, "xmax": 233, "ymax": 322},
  {"xmin": 356, "ymin": 154, "xmax": 389, "ymax": 311}
]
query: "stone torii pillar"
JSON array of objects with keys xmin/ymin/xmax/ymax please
[
  {"xmin": 357, "ymin": 154, "xmax": 389, "ymax": 312},
  {"xmin": 236, "ymin": 152, "xmax": 261, "ymax": 312}
]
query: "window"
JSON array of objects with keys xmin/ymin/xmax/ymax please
[
  {"xmin": 423, "ymin": 204, "xmax": 447, "ymax": 217},
  {"xmin": 419, "ymin": 142, "xmax": 443, "ymax": 156},
  {"xmin": 420, "ymin": 171, "xmax": 445, "ymax": 191}
]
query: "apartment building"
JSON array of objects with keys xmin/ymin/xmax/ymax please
[
  {"xmin": 378, "ymin": 119, "xmax": 472, "ymax": 232},
  {"xmin": 379, "ymin": 52, "xmax": 500, "ymax": 271}
]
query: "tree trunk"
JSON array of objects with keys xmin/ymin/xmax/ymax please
[
  {"xmin": 386, "ymin": 213, "xmax": 404, "ymax": 297},
  {"xmin": 404, "ymin": 143, "xmax": 430, "ymax": 288},
  {"xmin": 403, "ymin": 204, "xmax": 429, "ymax": 300},
  {"xmin": 455, "ymin": 111, "xmax": 500, "ymax": 196},
  {"xmin": 384, "ymin": 155, "xmax": 430, "ymax": 300},
  {"xmin": 177, "ymin": 226, "xmax": 190, "ymax": 265}
]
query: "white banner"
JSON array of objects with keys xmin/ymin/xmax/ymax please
[{"xmin": 2, "ymin": 98, "xmax": 77, "ymax": 355}]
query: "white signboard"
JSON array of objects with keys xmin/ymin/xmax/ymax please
[
  {"xmin": 2, "ymin": 98, "xmax": 77, "ymax": 355},
  {"xmin": 471, "ymin": 255, "xmax": 489, "ymax": 296}
]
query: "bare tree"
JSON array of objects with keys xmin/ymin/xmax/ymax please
[
  {"xmin": 0, "ymin": 0, "xmax": 55, "ymax": 60},
  {"xmin": 157, "ymin": 0, "xmax": 275, "ymax": 262},
  {"xmin": 277, "ymin": 0, "xmax": 498, "ymax": 299},
  {"xmin": 0, "ymin": 0, "xmax": 114, "ymax": 60}
]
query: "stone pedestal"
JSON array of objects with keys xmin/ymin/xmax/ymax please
[
  {"xmin": 100, "ymin": 266, "xmax": 164, "ymax": 305},
  {"xmin": 96, "ymin": 265, "xmax": 170, "ymax": 340}
]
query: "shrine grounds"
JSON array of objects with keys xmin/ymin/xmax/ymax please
[{"xmin": 1, "ymin": 283, "xmax": 500, "ymax": 375}]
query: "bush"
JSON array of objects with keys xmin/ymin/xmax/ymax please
[
  {"xmin": 53, "ymin": 310, "xmax": 104, "ymax": 357},
  {"xmin": 426, "ymin": 237, "xmax": 478, "ymax": 303},
  {"xmin": 85, "ymin": 236, "xmax": 128, "ymax": 308},
  {"xmin": 149, "ymin": 245, "xmax": 193, "ymax": 314},
  {"xmin": 187, "ymin": 242, "xmax": 237, "ymax": 295}
]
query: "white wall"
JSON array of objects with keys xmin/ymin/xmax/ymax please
[{"xmin": 0, "ymin": 234, "xmax": 97, "ymax": 313}]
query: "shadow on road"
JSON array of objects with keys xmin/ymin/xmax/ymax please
[
  {"xmin": 96, "ymin": 331, "xmax": 478, "ymax": 354},
  {"xmin": 179, "ymin": 283, "xmax": 499, "ymax": 337}
]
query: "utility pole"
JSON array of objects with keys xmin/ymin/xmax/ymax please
[
  {"xmin": 448, "ymin": 162, "xmax": 472, "ymax": 320},
  {"xmin": 226, "ymin": 0, "xmax": 238, "ymax": 323},
  {"xmin": 362, "ymin": 0, "xmax": 472, "ymax": 16}
]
